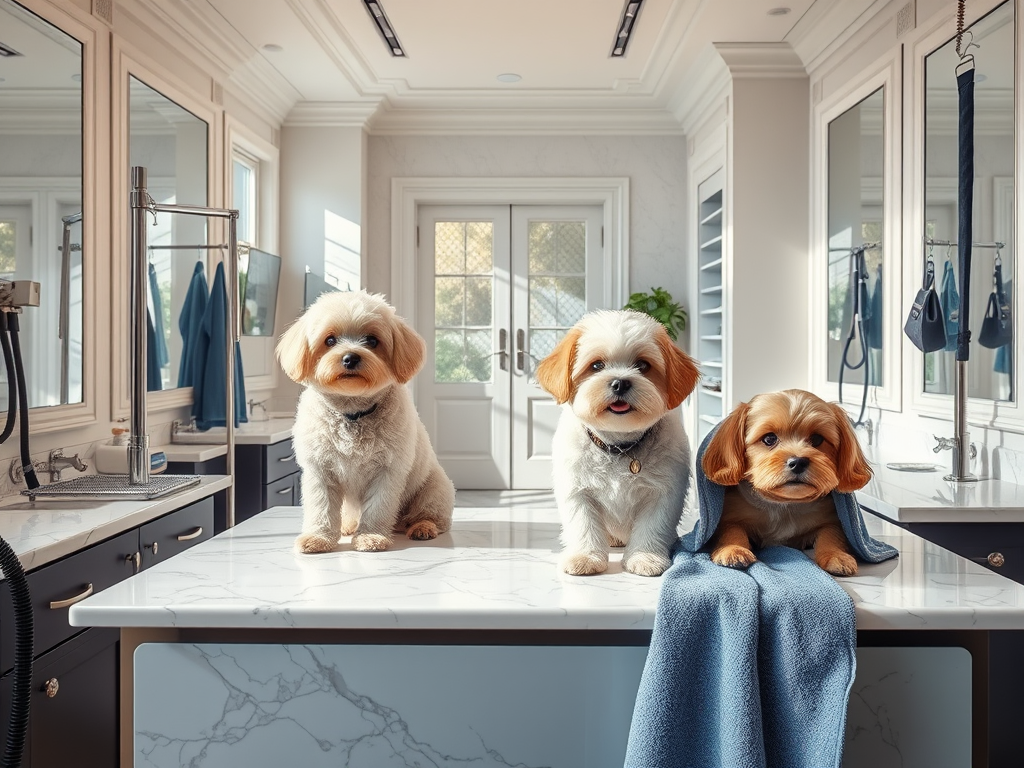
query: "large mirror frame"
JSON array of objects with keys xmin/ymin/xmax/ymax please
[
  {"xmin": 111, "ymin": 41, "xmax": 221, "ymax": 419},
  {"xmin": 906, "ymin": 0, "xmax": 1023, "ymax": 430},
  {"xmin": 1, "ymin": 0, "xmax": 106, "ymax": 432},
  {"xmin": 812, "ymin": 56, "xmax": 903, "ymax": 414}
]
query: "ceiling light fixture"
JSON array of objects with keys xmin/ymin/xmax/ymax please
[
  {"xmin": 496, "ymin": 73, "xmax": 522, "ymax": 83},
  {"xmin": 362, "ymin": 0, "xmax": 406, "ymax": 57},
  {"xmin": 767, "ymin": 7, "xmax": 792, "ymax": 15},
  {"xmin": 0, "ymin": 42, "xmax": 23, "ymax": 57},
  {"xmin": 262, "ymin": 43, "xmax": 283, "ymax": 53},
  {"xmin": 610, "ymin": 0, "xmax": 645, "ymax": 58}
]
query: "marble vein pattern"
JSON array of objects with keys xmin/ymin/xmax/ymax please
[
  {"xmin": 70, "ymin": 491, "xmax": 1024, "ymax": 631},
  {"xmin": 0, "ymin": 476, "xmax": 231, "ymax": 575},
  {"xmin": 135, "ymin": 642, "xmax": 648, "ymax": 768}
]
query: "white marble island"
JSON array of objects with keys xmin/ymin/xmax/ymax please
[{"xmin": 70, "ymin": 491, "xmax": 1024, "ymax": 768}]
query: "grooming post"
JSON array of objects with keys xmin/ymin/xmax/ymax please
[{"xmin": 129, "ymin": 166, "xmax": 151, "ymax": 485}]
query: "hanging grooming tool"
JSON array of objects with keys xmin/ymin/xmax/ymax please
[{"xmin": 837, "ymin": 244, "xmax": 873, "ymax": 426}]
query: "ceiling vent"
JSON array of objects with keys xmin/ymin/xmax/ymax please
[
  {"xmin": 362, "ymin": 0, "xmax": 406, "ymax": 57},
  {"xmin": 611, "ymin": 0, "xmax": 645, "ymax": 58},
  {"xmin": 0, "ymin": 42, "xmax": 23, "ymax": 57}
]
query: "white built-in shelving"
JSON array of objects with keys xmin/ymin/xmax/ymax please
[{"xmin": 695, "ymin": 171, "xmax": 725, "ymax": 443}]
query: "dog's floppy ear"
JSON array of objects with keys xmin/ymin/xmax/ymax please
[
  {"xmin": 657, "ymin": 331, "xmax": 701, "ymax": 410},
  {"xmin": 829, "ymin": 403, "xmax": 873, "ymax": 492},
  {"xmin": 276, "ymin": 315, "xmax": 315, "ymax": 383},
  {"xmin": 390, "ymin": 314, "xmax": 426, "ymax": 384},
  {"xmin": 536, "ymin": 328, "xmax": 582, "ymax": 405},
  {"xmin": 701, "ymin": 401, "xmax": 750, "ymax": 486}
]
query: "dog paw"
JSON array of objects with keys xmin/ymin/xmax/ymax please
[
  {"xmin": 339, "ymin": 520, "xmax": 359, "ymax": 536},
  {"xmin": 623, "ymin": 552, "xmax": 671, "ymax": 577},
  {"xmin": 607, "ymin": 534, "xmax": 627, "ymax": 548},
  {"xmin": 560, "ymin": 553, "xmax": 609, "ymax": 576},
  {"xmin": 352, "ymin": 533, "xmax": 393, "ymax": 552},
  {"xmin": 406, "ymin": 521, "xmax": 439, "ymax": 541},
  {"xmin": 294, "ymin": 533, "xmax": 339, "ymax": 554},
  {"xmin": 711, "ymin": 545, "xmax": 757, "ymax": 569},
  {"xmin": 818, "ymin": 551, "xmax": 859, "ymax": 576}
]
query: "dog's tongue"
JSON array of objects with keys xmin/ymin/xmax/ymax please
[{"xmin": 609, "ymin": 401, "xmax": 631, "ymax": 413}]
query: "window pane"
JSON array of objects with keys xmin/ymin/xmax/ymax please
[
  {"xmin": 435, "ymin": 277, "xmax": 464, "ymax": 327},
  {"xmin": 435, "ymin": 222, "xmax": 467, "ymax": 274},
  {"xmin": 232, "ymin": 158, "xmax": 255, "ymax": 244},
  {"xmin": 465, "ymin": 277, "xmax": 492, "ymax": 326},
  {"xmin": 528, "ymin": 222, "xmax": 556, "ymax": 273},
  {"xmin": 0, "ymin": 221, "xmax": 16, "ymax": 277},
  {"xmin": 555, "ymin": 222, "xmax": 586, "ymax": 273},
  {"xmin": 434, "ymin": 329, "xmax": 491, "ymax": 383}
]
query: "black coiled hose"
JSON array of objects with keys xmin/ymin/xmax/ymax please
[
  {"xmin": 0, "ymin": 314, "xmax": 17, "ymax": 444},
  {"xmin": 0, "ymin": 536, "xmax": 33, "ymax": 768},
  {"xmin": 6, "ymin": 314, "xmax": 38, "ymax": 490}
]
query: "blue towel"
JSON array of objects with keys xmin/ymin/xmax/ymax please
[
  {"xmin": 148, "ymin": 263, "xmax": 169, "ymax": 368},
  {"xmin": 940, "ymin": 259, "xmax": 960, "ymax": 352},
  {"xmin": 625, "ymin": 427, "xmax": 898, "ymax": 768},
  {"xmin": 146, "ymin": 309, "xmax": 162, "ymax": 391},
  {"xmin": 193, "ymin": 262, "xmax": 247, "ymax": 430},
  {"xmin": 177, "ymin": 261, "xmax": 209, "ymax": 388}
]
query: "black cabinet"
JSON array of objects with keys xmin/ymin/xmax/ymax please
[
  {"xmin": 234, "ymin": 439, "xmax": 301, "ymax": 528},
  {"xmin": 903, "ymin": 522, "xmax": 1024, "ymax": 585},
  {"xmin": 0, "ymin": 495, "xmax": 215, "ymax": 767}
]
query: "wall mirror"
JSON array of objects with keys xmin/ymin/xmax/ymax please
[
  {"xmin": 826, "ymin": 87, "xmax": 885, "ymax": 397},
  {"xmin": 0, "ymin": 0, "xmax": 83, "ymax": 410},
  {"xmin": 128, "ymin": 75, "xmax": 209, "ymax": 393},
  {"xmin": 923, "ymin": 0, "xmax": 1014, "ymax": 401}
]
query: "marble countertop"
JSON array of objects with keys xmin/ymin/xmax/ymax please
[
  {"xmin": 167, "ymin": 418, "xmax": 294, "ymax": 449},
  {"xmin": 856, "ymin": 449, "xmax": 1024, "ymax": 524},
  {"xmin": 0, "ymin": 475, "xmax": 231, "ymax": 575},
  {"xmin": 70, "ymin": 490, "xmax": 1024, "ymax": 632}
]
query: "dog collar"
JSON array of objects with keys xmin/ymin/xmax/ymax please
[
  {"xmin": 344, "ymin": 403, "xmax": 379, "ymax": 422},
  {"xmin": 585, "ymin": 426, "xmax": 652, "ymax": 475}
]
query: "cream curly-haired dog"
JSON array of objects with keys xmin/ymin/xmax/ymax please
[{"xmin": 276, "ymin": 290, "xmax": 454, "ymax": 553}]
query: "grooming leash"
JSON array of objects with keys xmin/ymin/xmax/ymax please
[{"xmin": 585, "ymin": 426, "xmax": 653, "ymax": 475}]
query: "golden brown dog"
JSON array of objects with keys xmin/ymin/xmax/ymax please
[{"xmin": 701, "ymin": 389, "xmax": 871, "ymax": 576}]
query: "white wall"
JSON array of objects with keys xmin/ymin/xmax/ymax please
[
  {"xmin": 365, "ymin": 134, "xmax": 688, "ymax": 336},
  {"xmin": 274, "ymin": 125, "xmax": 365, "ymax": 401}
]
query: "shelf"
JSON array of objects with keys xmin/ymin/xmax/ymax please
[
  {"xmin": 700, "ymin": 285, "xmax": 722, "ymax": 295},
  {"xmin": 700, "ymin": 207, "xmax": 723, "ymax": 226},
  {"xmin": 700, "ymin": 235, "xmax": 723, "ymax": 250},
  {"xmin": 699, "ymin": 415, "xmax": 722, "ymax": 426},
  {"xmin": 700, "ymin": 258, "xmax": 723, "ymax": 272},
  {"xmin": 700, "ymin": 360, "xmax": 723, "ymax": 369},
  {"xmin": 700, "ymin": 335, "xmax": 723, "ymax": 341},
  {"xmin": 700, "ymin": 388, "xmax": 723, "ymax": 398},
  {"xmin": 700, "ymin": 307, "xmax": 722, "ymax": 316}
]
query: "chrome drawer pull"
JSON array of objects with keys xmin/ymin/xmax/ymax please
[
  {"xmin": 177, "ymin": 526, "xmax": 204, "ymax": 541},
  {"xmin": 970, "ymin": 552, "xmax": 1005, "ymax": 567},
  {"xmin": 43, "ymin": 678, "xmax": 59, "ymax": 698},
  {"xmin": 276, "ymin": 487, "xmax": 292, "ymax": 495},
  {"xmin": 50, "ymin": 583, "xmax": 93, "ymax": 610},
  {"xmin": 278, "ymin": 454, "xmax": 296, "ymax": 463}
]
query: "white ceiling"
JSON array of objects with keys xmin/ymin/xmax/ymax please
[{"xmin": 183, "ymin": 0, "xmax": 832, "ymax": 130}]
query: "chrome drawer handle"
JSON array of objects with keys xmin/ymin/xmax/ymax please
[
  {"xmin": 971, "ymin": 552, "xmax": 1005, "ymax": 567},
  {"xmin": 278, "ymin": 454, "xmax": 295, "ymax": 463},
  {"xmin": 177, "ymin": 526, "xmax": 204, "ymax": 541},
  {"xmin": 276, "ymin": 487, "xmax": 292, "ymax": 495},
  {"xmin": 125, "ymin": 552, "xmax": 141, "ymax": 573},
  {"xmin": 43, "ymin": 678, "xmax": 59, "ymax": 698},
  {"xmin": 50, "ymin": 583, "xmax": 94, "ymax": 610}
]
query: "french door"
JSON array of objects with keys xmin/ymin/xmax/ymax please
[{"xmin": 417, "ymin": 204, "xmax": 604, "ymax": 489}]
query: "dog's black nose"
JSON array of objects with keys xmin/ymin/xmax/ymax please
[
  {"xmin": 610, "ymin": 379, "xmax": 632, "ymax": 395},
  {"xmin": 787, "ymin": 456, "xmax": 810, "ymax": 474},
  {"xmin": 342, "ymin": 353, "xmax": 361, "ymax": 370}
]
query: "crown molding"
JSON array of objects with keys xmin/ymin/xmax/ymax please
[
  {"xmin": 284, "ymin": 102, "xmax": 381, "ymax": 128},
  {"xmin": 712, "ymin": 43, "xmax": 807, "ymax": 79},
  {"xmin": 785, "ymin": 0, "xmax": 882, "ymax": 74},
  {"xmin": 668, "ymin": 43, "xmax": 731, "ymax": 134}
]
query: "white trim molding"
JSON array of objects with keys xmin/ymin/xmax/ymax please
[{"xmin": 390, "ymin": 177, "xmax": 629, "ymax": 330}]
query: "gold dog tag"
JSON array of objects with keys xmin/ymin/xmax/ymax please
[{"xmin": 629, "ymin": 458, "xmax": 641, "ymax": 474}]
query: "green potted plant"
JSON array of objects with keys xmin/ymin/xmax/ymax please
[{"xmin": 624, "ymin": 287, "xmax": 687, "ymax": 341}]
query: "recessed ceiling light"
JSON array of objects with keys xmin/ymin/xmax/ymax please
[
  {"xmin": 767, "ymin": 7, "xmax": 791, "ymax": 15},
  {"xmin": 610, "ymin": 0, "xmax": 645, "ymax": 58},
  {"xmin": 262, "ymin": 43, "xmax": 283, "ymax": 53},
  {"xmin": 362, "ymin": 0, "xmax": 406, "ymax": 58},
  {"xmin": 496, "ymin": 73, "xmax": 521, "ymax": 83}
]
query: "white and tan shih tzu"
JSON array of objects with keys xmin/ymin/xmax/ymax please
[
  {"xmin": 536, "ymin": 310, "xmax": 701, "ymax": 577},
  {"xmin": 701, "ymin": 389, "xmax": 872, "ymax": 576},
  {"xmin": 276, "ymin": 290, "xmax": 454, "ymax": 554}
]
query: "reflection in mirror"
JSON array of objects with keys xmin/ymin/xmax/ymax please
[
  {"xmin": 129, "ymin": 75, "xmax": 208, "ymax": 391},
  {"xmin": 0, "ymin": 0, "xmax": 83, "ymax": 409},
  {"xmin": 827, "ymin": 87, "xmax": 885, "ymax": 400},
  {"xmin": 239, "ymin": 247, "xmax": 281, "ymax": 336},
  {"xmin": 924, "ymin": 1, "xmax": 1014, "ymax": 401}
]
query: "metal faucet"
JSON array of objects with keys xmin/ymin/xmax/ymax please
[
  {"xmin": 248, "ymin": 398, "xmax": 268, "ymax": 418},
  {"xmin": 933, "ymin": 434, "xmax": 977, "ymax": 460},
  {"xmin": 172, "ymin": 417, "xmax": 198, "ymax": 435},
  {"xmin": 46, "ymin": 449, "xmax": 87, "ymax": 483},
  {"xmin": 848, "ymin": 416, "xmax": 874, "ymax": 447}
]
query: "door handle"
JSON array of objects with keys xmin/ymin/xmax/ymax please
[
  {"xmin": 49, "ymin": 583, "xmax": 94, "ymax": 610},
  {"xmin": 493, "ymin": 329, "xmax": 508, "ymax": 371},
  {"xmin": 516, "ymin": 329, "xmax": 526, "ymax": 372}
]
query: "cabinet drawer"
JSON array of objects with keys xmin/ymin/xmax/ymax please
[
  {"xmin": 0, "ymin": 530, "xmax": 137, "ymax": 676},
  {"xmin": 139, "ymin": 497, "xmax": 215, "ymax": 570},
  {"xmin": 265, "ymin": 439, "xmax": 298, "ymax": 484},
  {"xmin": 906, "ymin": 523, "xmax": 1024, "ymax": 584},
  {"xmin": 264, "ymin": 473, "xmax": 299, "ymax": 509}
]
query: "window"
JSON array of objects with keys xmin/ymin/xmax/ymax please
[{"xmin": 232, "ymin": 150, "xmax": 259, "ymax": 246}]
